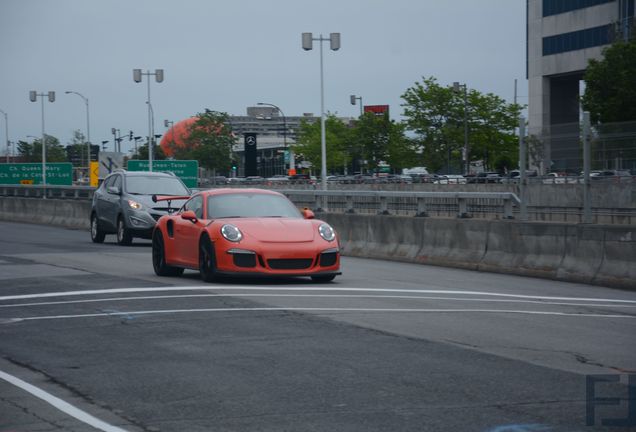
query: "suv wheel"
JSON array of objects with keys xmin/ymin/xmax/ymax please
[
  {"xmin": 90, "ymin": 213, "xmax": 106, "ymax": 243},
  {"xmin": 116, "ymin": 216, "xmax": 133, "ymax": 245}
]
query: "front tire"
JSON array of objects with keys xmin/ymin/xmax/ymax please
[
  {"xmin": 116, "ymin": 216, "xmax": 133, "ymax": 246},
  {"xmin": 152, "ymin": 231, "xmax": 184, "ymax": 277},
  {"xmin": 199, "ymin": 236, "xmax": 218, "ymax": 282},
  {"xmin": 90, "ymin": 213, "xmax": 105, "ymax": 243},
  {"xmin": 311, "ymin": 274, "xmax": 336, "ymax": 283}
]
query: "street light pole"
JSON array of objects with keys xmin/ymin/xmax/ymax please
[
  {"xmin": 29, "ymin": 91, "xmax": 55, "ymax": 192},
  {"xmin": 257, "ymin": 102, "xmax": 288, "ymax": 174},
  {"xmin": 0, "ymin": 109, "xmax": 8, "ymax": 163},
  {"xmin": 133, "ymin": 69, "xmax": 164, "ymax": 172},
  {"xmin": 453, "ymin": 82, "xmax": 469, "ymax": 175},
  {"xmin": 65, "ymin": 91, "xmax": 91, "ymax": 169},
  {"xmin": 302, "ymin": 32, "xmax": 340, "ymax": 191}
]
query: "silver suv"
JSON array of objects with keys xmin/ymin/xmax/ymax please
[{"xmin": 90, "ymin": 170, "xmax": 190, "ymax": 245}]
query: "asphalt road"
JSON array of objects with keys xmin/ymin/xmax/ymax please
[{"xmin": 0, "ymin": 221, "xmax": 634, "ymax": 432}]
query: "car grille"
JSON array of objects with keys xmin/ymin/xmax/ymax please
[
  {"xmin": 233, "ymin": 253, "xmax": 257, "ymax": 268},
  {"xmin": 150, "ymin": 214, "xmax": 163, "ymax": 221},
  {"xmin": 319, "ymin": 252, "xmax": 338, "ymax": 267},
  {"xmin": 268, "ymin": 258, "xmax": 313, "ymax": 270}
]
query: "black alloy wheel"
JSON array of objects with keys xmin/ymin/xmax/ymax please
[{"xmin": 152, "ymin": 231, "xmax": 184, "ymax": 277}]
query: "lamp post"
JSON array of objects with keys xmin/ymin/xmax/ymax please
[
  {"xmin": 29, "ymin": 91, "xmax": 55, "ymax": 190},
  {"xmin": 302, "ymin": 32, "xmax": 340, "ymax": 190},
  {"xmin": 257, "ymin": 102, "xmax": 291, "ymax": 174},
  {"xmin": 111, "ymin": 128, "xmax": 121, "ymax": 152},
  {"xmin": 64, "ymin": 91, "xmax": 91, "ymax": 170},
  {"xmin": 0, "ymin": 109, "xmax": 8, "ymax": 163},
  {"xmin": 133, "ymin": 69, "xmax": 164, "ymax": 171},
  {"xmin": 453, "ymin": 82, "xmax": 469, "ymax": 175},
  {"xmin": 350, "ymin": 94, "xmax": 363, "ymax": 116}
]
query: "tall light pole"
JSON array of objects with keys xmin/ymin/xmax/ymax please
[
  {"xmin": 29, "ymin": 91, "xmax": 55, "ymax": 190},
  {"xmin": 453, "ymin": 82, "xmax": 469, "ymax": 175},
  {"xmin": 133, "ymin": 69, "xmax": 164, "ymax": 171},
  {"xmin": 302, "ymin": 32, "xmax": 340, "ymax": 190},
  {"xmin": 0, "ymin": 109, "xmax": 8, "ymax": 163},
  {"xmin": 65, "ymin": 91, "xmax": 91, "ymax": 170},
  {"xmin": 350, "ymin": 94, "xmax": 363, "ymax": 116},
  {"xmin": 257, "ymin": 102, "xmax": 291, "ymax": 174}
]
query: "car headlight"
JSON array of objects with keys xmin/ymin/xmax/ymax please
[
  {"xmin": 128, "ymin": 199, "xmax": 142, "ymax": 210},
  {"xmin": 318, "ymin": 223, "xmax": 336, "ymax": 242},
  {"xmin": 221, "ymin": 224, "xmax": 243, "ymax": 242}
]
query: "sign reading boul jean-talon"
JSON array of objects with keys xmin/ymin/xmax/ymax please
[
  {"xmin": 0, "ymin": 163, "xmax": 73, "ymax": 185},
  {"xmin": 127, "ymin": 160, "xmax": 198, "ymax": 188}
]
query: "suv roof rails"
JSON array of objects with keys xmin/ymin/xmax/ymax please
[{"xmin": 158, "ymin": 171, "xmax": 176, "ymax": 176}]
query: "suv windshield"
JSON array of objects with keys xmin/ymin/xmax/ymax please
[
  {"xmin": 208, "ymin": 193, "xmax": 301, "ymax": 219},
  {"xmin": 125, "ymin": 176, "xmax": 189, "ymax": 196}
]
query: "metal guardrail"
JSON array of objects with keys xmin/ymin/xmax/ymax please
[
  {"xmin": 0, "ymin": 184, "xmax": 519, "ymax": 219},
  {"xmin": 0, "ymin": 184, "xmax": 95, "ymax": 200},
  {"xmin": 278, "ymin": 190, "xmax": 520, "ymax": 219}
]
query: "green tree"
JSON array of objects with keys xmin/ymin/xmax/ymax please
[
  {"xmin": 401, "ymin": 76, "xmax": 521, "ymax": 173},
  {"xmin": 353, "ymin": 112, "xmax": 416, "ymax": 172},
  {"xmin": 292, "ymin": 114, "xmax": 352, "ymax": 173},
  {"xmin": 17, "ymin": 135, "xmax": 66, "ymax": 162},
  {"xmin": 180, "ymin": 109, "xmax": 236, "ymax": 174},
  {"xmin": 582, "ymin": 40, "xmax": 636, "ymax": 123},
  {"xmin": 65, "ymin": 130, "xmax": 88, "ymax": 167},
  {"xmin": 130, "ymin": 142, "xmax": 166, "ymax": 161}
]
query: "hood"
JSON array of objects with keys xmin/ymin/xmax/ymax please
[{"xmin": 231, "ymin": 218, "xmax": 316, "ymax": 243}]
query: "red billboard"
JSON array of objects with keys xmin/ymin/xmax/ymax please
[{"xmin": 363, "ymin": 105, "xmax": 389, "ymax": 115}]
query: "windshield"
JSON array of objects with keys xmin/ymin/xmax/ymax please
[
  {"xmin": 207, "ymin": 193, "xmax": 302, "ymax": 219},
  {"xmin": 125, "ymin": 176, "xmax": 190, "ymax": 196}
]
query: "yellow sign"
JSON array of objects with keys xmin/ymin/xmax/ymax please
[
  {"xmin": 20, "ymin": 179, "xmax": 34, "ymax": 185},
  {"xmin": 90, "ymin": 161, "xmax": 99, "ymax": 187}
]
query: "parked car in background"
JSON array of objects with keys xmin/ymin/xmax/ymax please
[
  {"xmin": 468, "ymin": 172, "xmax": 501, "ymax": 184},
  {"xmin": 590, "ymin": 170, "xmax": 632, "ymax": 181},
  {"xmin": 434, "ymin": 175, "xmax": 467, "ymax": 185},
  {"xmin": 90, "ymin": 170, "xmax": 191, "ymax": 245}
]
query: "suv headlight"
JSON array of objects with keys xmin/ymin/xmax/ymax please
[
  {"xmin": 221, "ymin": 224, "xmax": 243, "ymax": 242},
  {"xmin": 128, "ymin": 199, "xmax": 142, "ymax": 210},
  {"xmin": 318, "ymin": 223, "xmax": 336, "ymax": 242}
]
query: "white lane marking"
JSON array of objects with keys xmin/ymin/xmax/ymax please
[
  {"xmin": 2, "ymin": 293, "xmax": 636, "ymax": 309},
  {"xmin": 1, "ymin": 286, "xmax": 636, "ymax": 304},
  {"xmin": 0, "ymin": 369, "xmax": 130, "ymax": 432},
  {"xmin": 5, "ymin": 307, "xmax": 635, "ymax": 323}
]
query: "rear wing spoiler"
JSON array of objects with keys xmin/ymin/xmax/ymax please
[{"xmin": 151, "ymin": 195, "xmax": 191, "ymax": 203}]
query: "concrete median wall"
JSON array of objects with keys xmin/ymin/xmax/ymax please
[
  {"xmin": 0, "ymin": 197, "xmax": 634, "ymax": 289},
  {"xmin": 0, "ymin": 197, "xmax": 91, "ymax": 230},
  {"xmin": 323, "ymin": 213, "xmax": 636, "ymax": 290}
]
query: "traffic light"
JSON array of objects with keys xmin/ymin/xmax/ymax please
[{"xmin": 129, "ymin": 131, "xmax": 133, "ymax": 140}]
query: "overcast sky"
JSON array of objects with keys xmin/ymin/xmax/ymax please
[{"xmin": 0, "ymin": 0, "xmax": 527, "ymax": 155}]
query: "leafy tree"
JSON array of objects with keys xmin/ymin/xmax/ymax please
[
  {"xmin": 353, "ymin": 112, "xmax": 416, "ymax": 172},
  {"xmin": 65, "ymin": 130, "xmax": 88, "ymax": 167},
  {"xmin": 401, "ymin": 76, "xmax": 521, "ymax": 173},
  {"xmin": 582, "ymin": 40, "xmax": 636, "ymax": 123},
  {"xmin": 292, "ymin": 114, "xmax": 352, "ymax": 173},
  {"xmin": 181, "ymin": 109, "xmax": 236, "ymax": 174},
  {"xmin": 130, "ymin": 142, "xmax": 166, "ymax": 161},
  {"xmin": 17, "ymin": 135, "xmax": 66, "ymax": 162}
]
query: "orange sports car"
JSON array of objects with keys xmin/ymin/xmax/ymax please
[{"xmin": 151, "ymin": 188, "xmax": 340, "ymax": 282}]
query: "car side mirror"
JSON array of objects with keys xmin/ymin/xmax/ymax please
[
  {"xmin": 181, "ymin": 210, "xmax": 198, "ymax": 224},
  {"xmin": 107, "ymin": 186, "xmax": 120, "ymax": 195},
  {"xmin": 301, "ymin": 208, "xmax": 315, "ymax": 219}
]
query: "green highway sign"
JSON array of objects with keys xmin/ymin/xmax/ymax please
[
  {"xmin": 127, "ymin": 160, "xmax": 199, "ymax": 188},
  {"xmin": 0, "ymin": 163, "xmax": 73, "ymax": 185}
]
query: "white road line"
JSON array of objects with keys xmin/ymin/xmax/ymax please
[
  {"xmin": 1, "ymin": 286, "xmax": 636, "ymax": 304},
  {"xmin": 5, "ymin": 307, "xmax": 635, "ymax": 323},
  {"xmin": 0, "ymin": 369, "xmax": 130, "ymax": 432},
  {"xmin": 2, "ymin": 293, "xmax": 636, "ymax": 309}
]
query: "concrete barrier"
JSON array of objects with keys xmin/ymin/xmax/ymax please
[
  {"xmin": 1, "ymin": 197, "xmax": 634, "ymax": 289},
  {"xmin": 0, "ymin": 197, "xmax": 90, "ymax": 230}
]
